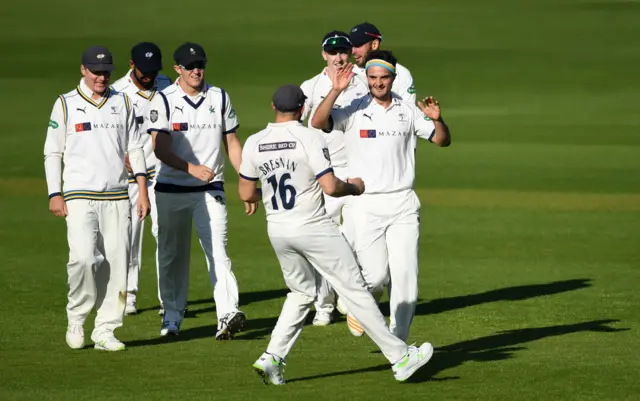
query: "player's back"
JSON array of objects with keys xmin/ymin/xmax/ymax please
[{"xmin": 241, "ymin": 121, "xmax": 334, "ymax": 234}]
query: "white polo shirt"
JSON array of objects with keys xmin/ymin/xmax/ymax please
[
  {"xmin": 44, "ymin": 79, "xmax": 144, "ymax": 201},
  {"xmin": 354, "ymin": 62, "xmax": 416, "ymax": 105},
  {"xmin": 300, "ymin": 69, "xmax": 368, "ymax": 175},
  {"xmin": 239, "ymin": 121, "xmax": 333, "ymax": 230},
  {"xmin": 146, "ymin": 80, "xmax": 239, "ymax": 192},
  {"xmin": 330, "ymin": 93, "xmax": 435, "ymax": 194},
  {"xmin": 110, "ymin": 70, "xmax": 172, "ymax": 183}
]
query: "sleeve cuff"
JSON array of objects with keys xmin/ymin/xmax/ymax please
[
  {"xmin": 48, "ymin": 192, "xmax": 62, "ymax": 199},
  {"xmin": 427, "ymin": 129, "xmax": 435, "ymax": 143},
  {"xmin": 315, "ymin": 167, "xmax": 334, "ymax": 179},
  {"xmin": 239, "ymin": 173, "xmax": 259, "ymax": 182},
  {"xmin": 134, "ymin": 173, "xmax": 147, "ymax": 178},
  {"xmin": 223, "ymin": 124, "xmax": 239, "ymax": 135}
]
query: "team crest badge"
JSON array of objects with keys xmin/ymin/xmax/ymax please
[
  {"xmin": 322, "ymin": 147, "xmax": 331, "ymax": 162},
  {"xmin": 150, "ymin": 109, "xmax": 158, "ymax": 123}
]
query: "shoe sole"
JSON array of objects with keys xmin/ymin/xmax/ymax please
[
  {"xmin": 216, "ymin": 312, "xmax": 246, "ymax": 340},
  {"xmin": 395, "ymin": 344, "xmax": 434, "ymax": 382},
  {"xmin": 313, "ymin": 319, "xmax": 332, "ymax": 327},
  {"xmin": 94, "ymin": 344, "xmax": 126, "ymax": 351},
  {"xmin": 66, "ymin": 341, "xmax": 84, "ymax": 349}
]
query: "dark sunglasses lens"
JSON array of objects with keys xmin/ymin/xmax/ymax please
[{"xmin": 184, "ymin": 62, "xmax": 206, "ymax": 70}]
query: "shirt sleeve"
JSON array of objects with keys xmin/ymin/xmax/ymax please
[
  {"xmin": 308, "ymin": 134, "xmax": 334, "ymax": 179},
  {"xmin": 124, "ymin": 95, "xmax": 146, "ymax": 176},
  {"xmin": 238, "ymin": 137, "xmax": 258, "ymax": 181},
  {"xmin": 43, "ymin": 96, "xmax": 67, "ymax": 197},
  {"xmin": 394, "ymin": 67, "xmax": 417, "ymax": 105},
  {"xmin": 222, "ymin": 90, "xmax": 239, "ymax": 134},
  {"xmin": 300, "ymin": 79, "xmax": 314, "ymax": 123},
  {"xmin": 147, "ymin": 92, "xmax": 170, "ymax": 134},
  {"xmin": 413, "ymin": 105, "xmax": 436, "ymax": 142}
]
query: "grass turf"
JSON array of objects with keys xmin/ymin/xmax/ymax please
[{"xmin": 1, "ymin": 0, "xmax": 639, "ymax": 399}]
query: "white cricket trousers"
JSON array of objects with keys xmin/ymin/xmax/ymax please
[
  {"xmin": 155, "ymin": 190, "xmax": 240, "ymax": 323},
  {"xmin": 342, "ymin": 189, "xmax": 421, "ymax": 342},
  {"xmin": 266, "ymin": 220, "xmax": 408, "ymax": 364},
  {"xmin": 65, "ymin": 199, "xmax": 130, "ymax": 340},
  {"xmin": 127, "ymin": 180, "xmax": 158, "ymax": 297}
]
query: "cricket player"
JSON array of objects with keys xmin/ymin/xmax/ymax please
[
  {"xmin": 311, "ymin": 51, "xmax": 451, "ymax": 342},
  {"xmin": 300, "ymin": 30, "xmax": 368, "ymax": 326},
  {"xmin": 44, "ymin": 45, "xmax": 150, "ymax": 351},
  {"xmin": 146, "ymin": 42, "xmax": 257, "ymax": 339},
  {"xmin": 239, "ymin": 84, "xmax": 434, "ymax": 385},
  {"xmin": 110, "ymin": 42, "xmax": 172, "ymax": 315},
  {"xmin": 349, "ymin": 22, "xmax": 416, "ymax": 104}
]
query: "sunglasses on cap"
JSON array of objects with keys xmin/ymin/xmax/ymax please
[
  {"xmin": 322, "ymin": 35, "xmax": 352, "ymax": 48},
  {"xmin": 180, "ymin": 61, "xmax": 207, "ymax": 71}
]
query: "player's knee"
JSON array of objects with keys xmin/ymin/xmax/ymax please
[
  {"xmin": 287, "ymin": 291, "xmax": 315, "ymax": 306},
  {"xmin": 70, "ymin": 251, "xmax": 100, "ymax": 270},
  {"xmin": 366, "ymin": 267, "xmax": 389, "ymax": 290}
]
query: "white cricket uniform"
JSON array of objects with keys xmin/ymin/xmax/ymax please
[
  {"xmin": 110, "ymin": 71, "xmax": 171, "ymax": 303},
  {"xmin": 329, "ymin": 93, "xmax": 436, "ymax": 341},
  {"xmin": 44, "ymin": 79, "xmax": 146, "ymax": 341},
  {"xmin": 239, "ymin": 120, "xmax": 408, "ymax": 364},
  {"xmin": 354, "ymin": 62, "xmax": 416, "ymax": 105},
  {"xmin": 146, "ymin": 80, "xmax": 241, "ymax": 325},
  {"xmin": 300, "ymin": 69, "xmax": 368, "ymax": 315}
]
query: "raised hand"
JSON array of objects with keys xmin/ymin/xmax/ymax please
[
  {"xmin": 332, "ymin": 63, "xmax": 354, "ymax": 93},
  {"xmin": 418, "ymin": 96, "xmax": 441, "ymax": 122}
]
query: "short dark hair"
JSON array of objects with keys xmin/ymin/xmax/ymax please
[{"xmin": 365, "ymin": 50, "xmax": 397, "ymax": 69}]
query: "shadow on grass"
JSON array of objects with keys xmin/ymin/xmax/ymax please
[
  {"xmin": 289, "ymin": 319, "xmax": 625, "ymax": 384},
  {"xmin": 378, "ymin": 278, "xmax": 592, "ymax": 317}
]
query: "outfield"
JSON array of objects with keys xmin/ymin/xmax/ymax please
[{"xmin": 1, "ymin": 0, "xmax": 639, "ymax": 399}]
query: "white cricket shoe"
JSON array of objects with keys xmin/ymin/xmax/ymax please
[
  {"xmin": 125, "ymin": 295, "xmax": 137, "ymax": 315},
  {"xmin": 336, "ymin": 296, "xmax": 348, "ymax": 315},
  {"xmin": 65, "ymin": 324, "xmax": 84, "ymax": 349},
  {"xmin": 160, "ymin": 320, "xmax": 180, "ymax": 336},
  {"xmin": 346, "ymin": 312, "xmax": 365, "ymax": 337},
  {"xmin": 94, "ymin": 334, "xmax": 126, "ymax": 351},
  {"xmin": 216, "ymin": 311, "xmax": 246, "ymax": 340},
  {"xmin": 312, "ymin": 311, "xmax": 333, "ymax": 326},
  {"xmin": 392, "ymin": 342, "xmax": 434, "ymax": 382},
  {"xmin": 253, "ymin": 352, "xmax": 286, "ymax": 385}
]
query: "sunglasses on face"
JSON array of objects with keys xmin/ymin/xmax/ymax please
[{"xmin": 180, "ymin": 61, "xmax": 206, "ymax": 71}]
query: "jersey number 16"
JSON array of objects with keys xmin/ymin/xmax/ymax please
[{"xmin": 267, "ymin": 173, "xmax": 297, "ymax": 210}]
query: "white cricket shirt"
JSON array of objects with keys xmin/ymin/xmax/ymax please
[
  {"xmin": 146, "ymin": 80, "xmax": 239, "ymax": 192},
  {"xmin": 354, "ymin": 62, "xmax": 416, "ymax": 105},
  {"xmin": 110, "ymin": 70, "xmax": 171, "ymax": 183},
  {"xmin": 330, "ymin": 93, "xmax": 435, "ymax": 194},
  {"xmin": 239, "ymin": 121, "xmax": 333, "ymax": 228},
  {"xmin": 44, "ymin": 79, "xmax": 145, "ymax": 201},
  {"xmin": 300, "ymin": 69, "xmax": 368, "ymax": 175}
]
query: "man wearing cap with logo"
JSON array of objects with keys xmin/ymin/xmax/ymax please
[
  {"xmin": 147, "ymin": 42, "xmax": 256, "ymax": 339},
  {"xmin": 240, "ymin": 84, "xmax": 434, "ymax": 385},
  {"xmin": 44, "ymin": 45, "xmax": 150, "ymax": 351},
  {"xmin": 300, "ymin": 30, "xmax": 368, "ymax": 327},
  {"xmin": 111, "ymin": 42, "xmax": 172, "ymax": 316},
  {"xmin": 349, "ymin": 22, "xmax": 417, "ymax": 105},
  {"xmin": 311, "ymin": 50, "xmax": 451, "ymax": 342}
]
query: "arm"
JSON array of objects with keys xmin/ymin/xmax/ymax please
[
  {"xmin": 125, "ymin": 97, "xmax": 150, "ymax": 220},
  {"xmin": 223, "ymin": 133, "xmax": 242, "ymax": 174},
  {"xmin": 44, "ymin": 97, "xmax": 67, "ymax": 217},
  {"xmin": 237, "ymin": 138, "xmax": 261, "ymax": 214},
  {"xmin": 238, "ymin": 177, "xmax": 262, "ymax": 203},
  {"xmin": 310, "ymin": 63, "xmax": 354, "ymax": 131},
  {"xmin": 299, "ymin": 78, "xmax": 314, "ymax": 124},
  {"xmin": 317, "ymin": 173, "xmax": 364, "ymax": 197}
]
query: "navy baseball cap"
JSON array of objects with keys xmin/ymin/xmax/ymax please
[
  {"xmin": 349, "ymin": 22, "xmax": 383, "ymax": 47},
  {"xmin": 272, "ymin": 84, "xmax": 307, "ymax": 112},
  {"xmin": 173, "ymin": 42, "xmax": 207, "ymax": 66},
  {"xmin": 322, "ymin": 30, "xmax": 352, "ymax": 52},
  {"xmin": 82, "ymin": 45, "xmax": 115, "ymax": 71},
  {"xmin": 131, "ymin": 42, "xmax": 162, "ymax": 74}
]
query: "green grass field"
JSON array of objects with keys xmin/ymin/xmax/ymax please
[{"xmin": 1, "ymin": 0, "xmax": 639, "ymax": 399}]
